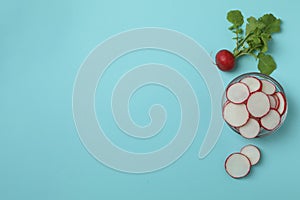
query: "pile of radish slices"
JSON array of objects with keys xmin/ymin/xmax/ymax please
[
  {"xmin": 223, "ymin": 75, "xmax": 287, "ymax": 138},
  {"xmin": 225, "ymin": 144, "xmax": 261, "ymax": 178}
]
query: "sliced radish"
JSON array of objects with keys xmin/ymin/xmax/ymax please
[
  {"xmin": 268, "ymin": 95, "xmax": 277, "ymax": 109},
  {"xmin": 238, "ymin": 118, "xmax": 260, "ymax": 139},
  {"xmin": 226, "ymin": 82, "xmax": 250, "ymax": 104},
  {"xmin": 247, "ymin": 92, "xmax": 270, "ymax": 118},
  {"xmin": 240, "ymin": 145, "xmax": 261, "ymax": 166},
  {"xmin": 240, "ymin": 76, "xmax": 262, "ymax": 93},
  {"xmin": 225, "ymin": 153, "xmax": 251, "ymax": 179},
  {"xmin": 223, "ymin": 102, "xmax": 249, "ymax": 127},
  {"xmin": 260, "ymin": 109, "xmax": 281, "ymax": 131},
  {"xmin": 261, "ymin": 79, "xmax": 276, "ymax": 95},
  {"xmin": 272, "ymin": 94, "xmax": 280, "ymax": 110},
  {"xmin": 223, "ymin": 101, "xmax": 230, "ymax": 110},
  {"xmin": 275, "ymin": 92, "xmax": 287, "ymax": 115}
]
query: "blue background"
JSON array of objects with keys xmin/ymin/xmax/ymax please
[{"xmin": 1, "ymin": 0, "xmax": 299, "ymax": 199}]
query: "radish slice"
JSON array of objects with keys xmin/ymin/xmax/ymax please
[
  {"xmin": 238, "ymin": 118, "xmax": 260, "ymax": 139},
  {"xmin": 223, "ymin": 102, "xmax": 249, "ymax": 127},
  {"xmin": 260, "ymin": 109, "xmax": 281, "ymax": 131},
  {"xmin": 247, "ymin": 92, "xmax": 270, "ymax": 118},
  {"xmin": 261, "ymin": 79, "xmax": 276, "ymax": 95},
  {"xmin": 268, "ymin": 95, "xmax": 277, "ymax": 109},
  {"xmin": 226, "ymin": 82, "xmax": 250, "ymax": 104},
  {"xmin": 272, "ymin": 94, "xmax": 280, "ymax": 110},
  {"xmin": 240, "ymin": 145, "xmax": 261, "ymax": 166},
  {"xmin": 225, "ymin": 153, "xmax": 251, "ymax": 178},
  {"xmin": 223, "ymin": 100, "xmax": 230, "ymax": 107},
  {"xmin": 240, "ymin": 76, "xmax": 262, "ymax": 93},
  {"xmin": 275, "ymin": 92, "xmax": 287, "ymax": 115}
]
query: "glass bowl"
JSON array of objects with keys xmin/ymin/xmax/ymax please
[{"xmin": 222, "ymin": 72, "xmax": 288, "ymax": 138}]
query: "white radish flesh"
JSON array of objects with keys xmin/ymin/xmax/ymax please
[
  {"xmin": 261, "ymin": 79, "xmax": 276, "ymax": 95},
  {"xmin": 226, "ymin": 82, "xmax": 250, "ymax": 104},
  {"xmin": 275, "ymin": 92, "xmax": 287, "ymax": 115},
  {"xmin": 247, "ymin": 92, "xmax": 270, "ymax": 118},
  {"xmin": 240, "ymin": 145, "xmax": 261, "ymax": 166},
  {"xmin": 238, "ymin": 118, "xmax": 260, "ymax": 139},
  {"xmin": 225, "ymin": 153, "xmax": 251, "ymax": 178},
  {"xmin": 260, "ymin": 109, "xmax": 281, "ymax": 131},
  {"xmin": 223, "ymin": 102, "xmax": 249, "ymax": 127},
  {"xmin": 240, "ymin": 76, "xmax": 262, "ymax": 93}
]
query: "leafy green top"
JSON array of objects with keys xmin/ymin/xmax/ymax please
[{"xmin": 227, "ymin": 10, "xmax": 281, "ymax": 75}]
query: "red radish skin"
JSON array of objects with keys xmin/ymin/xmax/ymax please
[
  {"xmin": 238, "ymin": 118, "xmax": 260, "ymax": 139},
  {"xmin": 261, "ymin": 79, "xmax": 276, "ymax": 95},
  {"xmin": 240, "ymin": 145, "xmax": 261, "ymax": 166},
  {"xmin": 223, "ymin": 102, "xmax": 250, "ymax": 127},
  {"xmin": 240, "ymin": 76, "xmax": 262, "ymax": 93},
  {"xmin": 247, "ymin": 92, "xmax": 271, "ymax": 118},
  {"xmin": 225, "ymin": 153, "xmax": 251, "ymax": 179},
  {"xmin": 215, "ymin": 50, "xmax": 235, "ymax": 71},
  {"xmin": 260, "ymin": 109, "xmax": 281, "ymax": 131},
  {"xmin": 275, "ymin": 92, "xmax": 287, "ymax": 115},
  {"xmin": 226, "ymin": 82, "xmax": 250, "ymax": 104}
]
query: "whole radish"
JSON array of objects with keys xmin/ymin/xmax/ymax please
[
  {"xmin": 219, "ymin": 10, "xmax": 281, "ymax": 75},
  {"xmin": 215, "ymin": 49, "xmax": 235, "ymax": 71}
]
